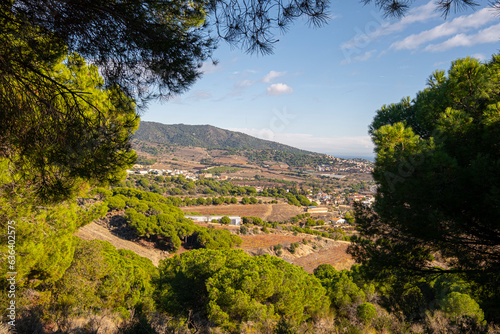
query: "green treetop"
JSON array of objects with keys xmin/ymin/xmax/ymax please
[{"xmin": 157, "ymin": 249, "xmax": 329, "ymax": 332}]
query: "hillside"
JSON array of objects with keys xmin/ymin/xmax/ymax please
[{"xmin": 134, "ymin": 121, "xmax": 317, "ymax": 155}]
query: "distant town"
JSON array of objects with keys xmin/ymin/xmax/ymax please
[{"xmin": 126, "ymin": 157, "xmax": 376, "ymax": 230}]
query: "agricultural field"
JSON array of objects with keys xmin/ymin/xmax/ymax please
[
  {"xmin": 181, "ymin": 203, "xmax": 304, "ymax": 221},
  {"xmin": 239, "ymin": 233, "xmax": 308, "ymax": 253},
  {"xmin": 213, "ymin": 155, "xmax": 249, "ymax": 165}
]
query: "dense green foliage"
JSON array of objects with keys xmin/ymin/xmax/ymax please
[
  {"xmin": 0, "ymin": 49, "xmax": 139, "ymax": 202},
  {"xmin": 246, "ymin": 149, "xmax": 331, "ymax": 167},
  {"xmin": 156, "ymin": 249, "xmax": 330, "ymax": 333},
  {"xmin": 46, "ymin": 239, "xmax": 156, "ymax": 323},
  {"xmin": 357, "ymin": 302, "xmax": 377, "ymax": 324},
  {"xmin": 350, "ymin": 56, "xmax": 500, "ymax": 321},
  {"xmin": 314, "ymin": 265, "xmax": 371, "ymax": 314},
  {"xmin": 0, "ymin": 160, "xmax": 108, "ymax": 288},
  {"xmin": 120, "ymin": 174, "xmax": 318, "ymax": 208},
  {"xmin": 0, "ymin": 157, "xmax": 157, "ymax": 331},
  {"xmin": 11, "ymin": 238, "xmax": 158, "ymax": 333},
  {"xmin": 312, "ymin": 264, "xmax": 496, "ymax": 332},
  {"xmin": 101, "ymin": 187, "xmax": 242, "ymax": 251}
]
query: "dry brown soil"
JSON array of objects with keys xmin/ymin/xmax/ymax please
[
  {"xmin": 240, "ymin": 233, "xmax": 354, "ymax": 272},
  {"xmin": 181, "ymin": 203, "xmax": 303, "ymax": 221}
]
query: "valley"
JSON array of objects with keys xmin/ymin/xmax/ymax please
[{"xmin": 75, "ymin": 121, "xmax": 371, "ymax": 274}]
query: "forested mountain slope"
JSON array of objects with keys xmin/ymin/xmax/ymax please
[{"xmin": 134, "ymin": 121, "xmax": 316, "ymax": 155}]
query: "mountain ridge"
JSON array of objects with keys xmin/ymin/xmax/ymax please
[{"xmin": 134, "ymin": 121, "xmax": 321, "ymax": 156}]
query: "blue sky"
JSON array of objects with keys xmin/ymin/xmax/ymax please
[{"xmin": 143, "ymin": 0, "xmax": 500, "ymax": 160}]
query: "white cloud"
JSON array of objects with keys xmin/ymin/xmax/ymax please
[
  {"xmin": 267, "ymin": 83, "xmax": 294, "ymax": 96},
  {"xmin": 424, "ymin": 22, "xmax": 500, "ymax": 52},
  {"xmin": 391, "ymin": 7, "xmax": 498, "ymax": 51},
  {"xmin": 398, "ymin": 0, "xmax": 439, "ymax": 25},
  {"xmin": 230, "ymin": 69, "xmax": 258, "ymax": 77},
  {"xmin": 341, "ymin": 1, "xmax": 439, "ymax": 51},
  {"xmin": 231, "ymin": 128, "xmax": 374, "ymax": 157},
  {"xmin": 262, "ymin": 70, "xmax": 287, "ymax": 83}
]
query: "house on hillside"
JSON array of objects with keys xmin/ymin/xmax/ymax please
[{"xmin": 332, "ymin": 218, "xmax": 347, "ymax": 228}]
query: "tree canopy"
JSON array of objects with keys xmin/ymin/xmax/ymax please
[
  {"xmin": 4, "ymin": 53, "xmax": 140, "ymax": 201},
  {"xmin": 156, "ymin": 249, "xmax": 329, "ymax": 332},
  {"xmin": 349, "ymin": 55, "xmax": 500, "ymax": 310}
]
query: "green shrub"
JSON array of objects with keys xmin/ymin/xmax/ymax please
[
  {"xmin": 440, "ymin": 292, "xmax": 484, "ymax": 322},
  {"xmin": 289, "ymin": 242, "xmax": 299, "ymax": 254},
  {"xmin": 240, "ymin": 225, "xmax": 249, "ymax": 235},
  {"xmin": 107, "ymin": 195, "xmax": 126, "ymax": 210},
  {"xmin": 357, "ymin": 302, "xmax": 377, "ymax": 324},
  {"xmin": 220, "ymin": 216, "xmax": 231, "ymax": 225}
]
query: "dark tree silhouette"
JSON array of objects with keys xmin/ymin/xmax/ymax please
[{"xmin": 349, "ymin": 56, "xmax": 500, "ymax": 310}]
